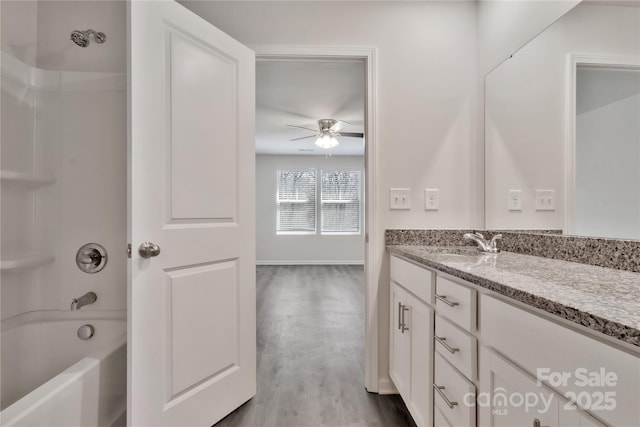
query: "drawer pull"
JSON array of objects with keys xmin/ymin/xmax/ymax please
[
  {"xmin": 533, "ymin": 419, "xmax": 548, "ymax": 427},
  {"xmin": 401, "ymin": 304, "xmax": 409, "ymax": 333},
  {"xmin": 436, "ymin": 294, "xmax": 459, "ymax": 307},
  {"xmin": 398, "ymin": 302, "xmax": 402, "ymax": 330},
  {"xmin": 433, "ymin": 384, "xmax": 458, "ymax": 409},
  {"xmin": 435, "ymin": 335, "xmax": 460, "ymax": 354}
]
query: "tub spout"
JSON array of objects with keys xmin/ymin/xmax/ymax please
[{"xmin": 71, "ymin": 292, "xmax": 97, "ymax": 310}]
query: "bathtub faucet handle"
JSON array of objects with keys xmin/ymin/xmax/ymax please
[{"xmin": 71, "ymin": 291, "xmax": 97, "ymax": 310}]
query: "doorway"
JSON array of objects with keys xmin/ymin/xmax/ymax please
[{"xmin": 253, "ymin": 46, "xmax": 379, "ymax": 394}]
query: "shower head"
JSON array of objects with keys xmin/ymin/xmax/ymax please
[{"xmin": 70, "ymin": 29, "xmax": 106, "ymax": 48}]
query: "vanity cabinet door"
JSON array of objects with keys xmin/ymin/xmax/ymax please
[
  {"xmin": 482, "ymin": 349, "xmax": 559, "ymax": 427},
  {"xmin": 409, "ymin": 295, "xmax": 434, "ymax": 427},
  {"xmin": 390, "ymin": 283, "xmax": 411, "ymax": 398},
  {"xmin": 390, "ymin": 281, "xmax": 435, "ymax": 427}
]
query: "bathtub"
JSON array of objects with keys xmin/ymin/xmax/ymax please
[{"xmin": 1, "ymin": 311, "xmax": 126, "ymax": 426}]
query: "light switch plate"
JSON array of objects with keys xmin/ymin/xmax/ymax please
[
  {"xmin": 508, "ymin": 190, "xmax": 522, "ymax": 211},
  {"xmin": 425, "ymin": 189, "xmax": 439, "ymax": 210},
  {"xmin": 535, "ymin": 189, "xmax": 555, "ymax": 211},
  {"xmin": 390, "ymin": 188, "xmax": 411, "ymax": 210}
]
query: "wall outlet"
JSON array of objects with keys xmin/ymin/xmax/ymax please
[
  {"xmin": 424, "ymin": 189, "xmax": 439, "ymax": 210},
  {"xmin": 535, "ymin": 189, "xmax": 555, "ymax": 211},
  {"xmin": 389, "ymin": 188, "xmax": 411, "ymax": 210},
  {"xmin": 508, "ymin": 190, "xmax": 522, "ymax": 211}
]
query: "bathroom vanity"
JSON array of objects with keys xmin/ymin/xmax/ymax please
[{"xmin": 388, "ymin": 245, "xmax": 640, "ymax": 427}]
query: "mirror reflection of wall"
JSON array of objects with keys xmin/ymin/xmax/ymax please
[
  {"xmin": 575, "ymin": 65, "xmax": 640, "ymax": 239},
  {"xmin": 484, "ymin": 1, "xmax": 640, "ymax": 239}
]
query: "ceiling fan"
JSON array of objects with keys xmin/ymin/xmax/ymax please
[{"xmin": 287, "ymin": 119, "xmax": 364, "ymax": 149}]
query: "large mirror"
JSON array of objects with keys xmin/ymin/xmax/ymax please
[{"xmin": 485, "ymin": 1, "xmax": 640, "ymax": 239}]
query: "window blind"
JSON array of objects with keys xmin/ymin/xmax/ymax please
[
  {"xmin": 276, "ymin": 169, "xmax": 316, "ymax": 234},
  {"xmin": 321, "ymin": 170, "xmax": 361, "ymax": 234}
]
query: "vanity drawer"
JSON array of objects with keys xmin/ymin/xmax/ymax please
[
  {"xmin": 435, "ymin": 276, "xmax": 477, "ymax": 331},
  {"xmin": 390, "ymin": 255, "xmax": 434, "ymax": 304},
  {"xmin": 434, "ymin": 352, "xmax": 475, "ymax": 427},
  {"xmin": 435, "ymin": 315, "xmax": 477, "ymax": 381},
  {"xmin": 434, "ymin": 405, "xmax": 453, "ymax": 427}
]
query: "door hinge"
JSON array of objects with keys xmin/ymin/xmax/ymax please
[
  {"xmin": 127, "ymin": 243, "xmax": 132, "ymax": 258},
  {"xmin": 365, "ymin": 233, "xmax": 369, "ymax": 243}
]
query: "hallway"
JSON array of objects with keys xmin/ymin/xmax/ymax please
[{"xmin": 215, "ymin": 265, "xmax": 415, "ymax": 427}]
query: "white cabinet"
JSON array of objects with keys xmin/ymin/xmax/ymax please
[
  {"xmin": 390, "ymin": 256, "xmax": 435, "ymax": 427},
  {"xmin": 482, "ymin": 348, "xmax": 559, "ymax": 427},
  {"xmin": 435, "ymin": 276, "xmax": 477, "ymax": 332},
  {"xmin": 480, "ymin": 348, "xmax": 606, "ymax": 427},
  {"xmin": 434, "ymin": 405, "xmax": 453, "ymax": 427},
  {"xmin": 409, "ymin": 294, "xmax": 434, "ymax": 426},
  {"xmin": 389, "ymin": 251, "xmax": 639, "ymax": 427},
  {"xmin": 435, "ymin": 315, "xmax": 478, "ymax": 381},
  {"xmin": 479, "ymin": 294, "xmax": 634, "ymax": 427},
  {"xmin": 433, "ymin": 275, "xmax": 478, "ymax": 427},
  {"xmin": 434, "ymin": 352, "xmax": 476, "ymax": 427},
  {"xmin": 390, "ymin": 282, "xmax": 412, "ymax": 398}
]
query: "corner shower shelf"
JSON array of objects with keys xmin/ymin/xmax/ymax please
[
  {"xmin": 1, "ymin": 255, "xmax": 55, "ymax": 271},
  {"xmin": 0, "ymin": 170, "xmax": 56, "ymax": 190}
]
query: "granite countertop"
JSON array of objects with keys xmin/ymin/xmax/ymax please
[{"xmin": 387, "ymin": 245, "xmax": 640, "ymax": 348}]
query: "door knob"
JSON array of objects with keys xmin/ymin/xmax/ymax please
[{"xmin": 138, "ymin": 242, "xmax": 161, "ymax": 258}]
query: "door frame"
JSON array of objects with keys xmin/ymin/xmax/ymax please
[
  {"xmin": 564, "ymin": 54, "xmax": 640, "ymax": 235},
  {"xmin": 251, "ymin": 44, "xmax": 379, "ymax": 392}
]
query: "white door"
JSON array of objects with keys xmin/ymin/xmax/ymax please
[{"xmin": 129, "ymin": 1, "xmax": 255, "ymax": 425}]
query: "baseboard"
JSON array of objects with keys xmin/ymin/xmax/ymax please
[
  {"xmin": 256, "ymin": 260, "xmax": 365, "ymax": 266},
  {"xmin": 376, "ymin": 377, "xmax": 398, "ymax": 395}
]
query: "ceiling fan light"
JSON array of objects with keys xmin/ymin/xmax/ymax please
[{"xmin": 315, "ymin": 134, "xmax": 339, "ymax": 149}]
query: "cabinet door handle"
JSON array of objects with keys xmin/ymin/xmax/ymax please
[
  {"xmin": 401, "ymin": 305, "xmax": 409, "ymax": 333},
  {"xmin": 433, "ymin": 384, "xmax": 458, "ymax": 409},
  {"xmin": 435, "ymin": 335, "xmax": 460, "ymax": 353},
  {"xmin": 436, "ymin": 294, "xmax": 459, "ymax": 307},
  {"xmin": 398, "ymin": 302, "xmax": 403, "ymax": 330},
  {"xmin": 533, "ymin": 419, "xmax": 548, "ymax": 427}
]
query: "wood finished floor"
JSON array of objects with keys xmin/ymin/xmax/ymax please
[{"xmin": 214, "ymin": 265, "xmax": 416, "ymax": 427}]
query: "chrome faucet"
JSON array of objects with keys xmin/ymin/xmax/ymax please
[
  {"xmin": 71, "ymin": 292, "xmax": 97, "ymax": 310},
  {"xmin": 463, "ymin": 232, "xmax": 502, "ymax": 253}
]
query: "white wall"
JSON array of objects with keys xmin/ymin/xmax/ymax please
[
  {"xmin": 0, "ymin": 0, "xmax": 39, "ymax": 66},
  {"xmin": 256, "ymin": 155, "xmax": 365, "ymax": 264},
  {"xmin": 180, "ymin": 0, "xmax": 479, "ymax": 388},
  {"xmin": 575, "ymin": 67, "xmax": 640, "ymax": 239},
  {"xmin": 181, "ymin": 1, "xmax": 479, "ymax": 230},
  {"xmin": 484, "ymin": 3, "xmax": 640, "ymax": 230},
  {"xmin": 36, "ymin": 1, "xmax": 126, "ymax": 73},
  {"xmin": 1, "ymin": 58, "xmax": 127, "ymax": 321},
  {"xmin": 0, "ymin": 1, "xmax": 126, "ymax": 72},
  {"xmin": 478, "ymin": 0, "xmax": 581, "ymax": 75}
]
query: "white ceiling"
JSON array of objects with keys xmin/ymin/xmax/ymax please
[{"xmin": 256, "ymin": 59, "xmax": 365, "ymax": 156}]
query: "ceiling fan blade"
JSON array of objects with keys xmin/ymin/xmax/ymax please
[
  {"xmin": 330, "ymin": 120, "xmax": 352, "ymax": 131},
  {"xmin": 287, "ymin": 124, "xmax": 318, "ymax": 133},
  {"xmin": 338, "ymin": 132, "xmax": 364, "ymax": 138},
  {"xmin": 290, "ymin": 135, "xmax": 317, "ymax": 142}
]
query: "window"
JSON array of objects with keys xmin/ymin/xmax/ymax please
[
  {"xmin": 321, "ymin": 170, "xmax": 361, "ymax": 234},
  {"xmin": 276, "ymin": 169, "xmax": 316, "ymax": 234}
]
